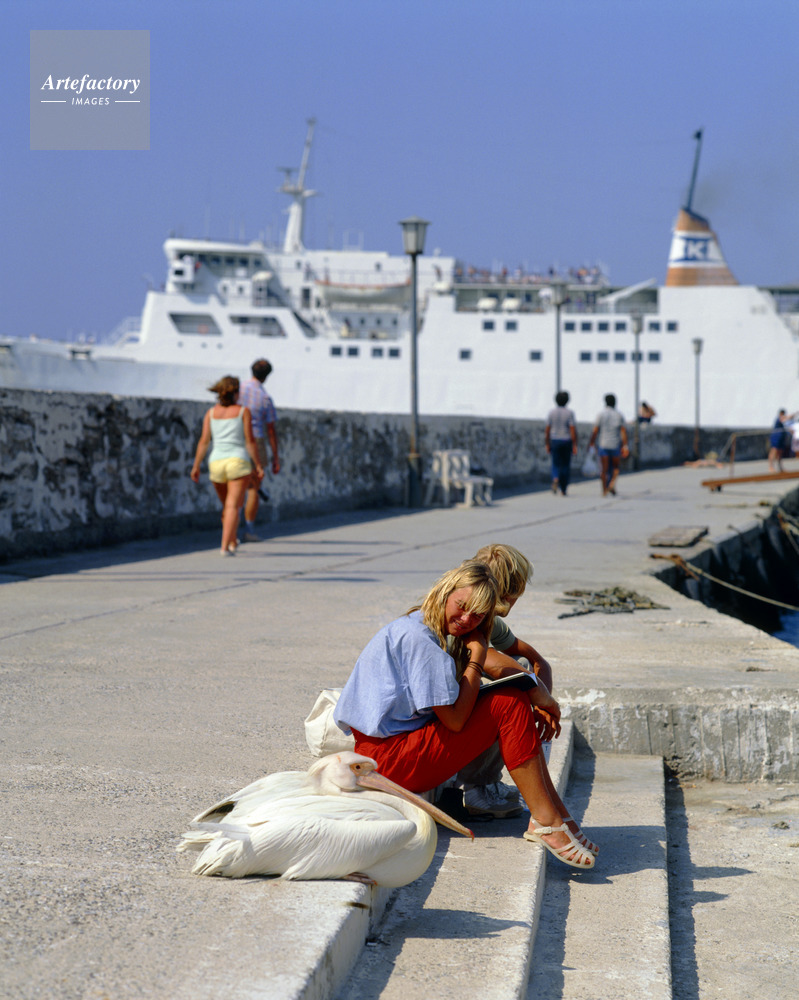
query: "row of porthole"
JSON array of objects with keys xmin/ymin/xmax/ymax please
[
  {"xmin": 330, "ymin": 345, "xmax": 402, "ymax": 358},
  {"xmin": 458, "ymin": 349, "xmax": 662, "ymax": 362}
]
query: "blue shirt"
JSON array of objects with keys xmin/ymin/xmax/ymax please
[
  {"xmin": 334, "ymin": 611, "xmax": 459, "ymax": 738},
  {"xmin": 238, "ymin": 378, "xmax": 276, "ymax": 439}
]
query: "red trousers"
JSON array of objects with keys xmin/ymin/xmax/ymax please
[{"xmin": 352, "ymin": 687, "xmax": 539, "ymax": 794}]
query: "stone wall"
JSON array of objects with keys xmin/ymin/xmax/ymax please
[{"xmin": 0, "ymin": 387, "xmax": 768, "ymax": 561}]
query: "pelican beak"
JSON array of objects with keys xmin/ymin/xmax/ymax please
[{"xmin": 357, "ymin": 770, "xmax": 474, "ymax": 840}]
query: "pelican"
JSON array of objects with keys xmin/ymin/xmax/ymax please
[{"xmin": 176, "ymin": 751, "xmax": 473, "ymax": 887}]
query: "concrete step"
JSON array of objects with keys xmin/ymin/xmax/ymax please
[
  {"xmin": 527, "ymin": 750, "xmax": 671, "ymax": 1000},
  {"xmin": 332, "ymin": 724, "xmax": 574, "ymax": 1000}
]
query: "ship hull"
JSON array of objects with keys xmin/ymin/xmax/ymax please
[{"xmin": 3, "ymin": 282, "xmax": 797, "ymax": 429}]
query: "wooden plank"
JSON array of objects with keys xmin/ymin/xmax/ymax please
[
  {"xmin": 648, "ymin": 525, "xmax": 709, "ymax": 547},
  {"xmin": 701, "ymin": 470, "xmax": 799, "ymax": 491}
]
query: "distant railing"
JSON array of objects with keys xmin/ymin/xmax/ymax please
[{"xmin": 718, "ymin": 429, "xmax": 769, "ymax": 477}]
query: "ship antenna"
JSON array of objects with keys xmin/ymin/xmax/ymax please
[
  {"xmin": 279, "ymin": 117, "xmax": 318, "ymax": 253},
  {"xmin": 685, "ymin": 128, "xmax": 703, "ymax": 214}
]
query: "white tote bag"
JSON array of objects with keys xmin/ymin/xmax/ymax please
[
  {"xmin": 303, "ymin": 688, "xmax": 355, "ymax": 757},
  {"xmin": 581, "ymin": 446, "xmax": 600, "ymax": 478}
]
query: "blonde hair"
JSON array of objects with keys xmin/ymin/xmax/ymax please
[
  {"xmin": 473, "ymin": 543, "xmax": 533, "ymax": 615},
  {"xmin": 409, "ymin": 559, "xmax": 499, "ymax": 674},
  {"xmin": 209, "ymin": 375, "xmax": 240, "ymax": 406}
]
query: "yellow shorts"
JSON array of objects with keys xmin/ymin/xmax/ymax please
[{"xmin": 208, "ymin": 457, "xmax": 252, "ymax": 483}]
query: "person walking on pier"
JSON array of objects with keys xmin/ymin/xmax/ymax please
[
  {"xmin": 334, "ymin": 559, "xmax": 597, "ymax": 869},
  {"xmin": 239, "ymin": 358, "xmax": 280, "ymax": 542},
  {"xmin": 190, "ymin": 375, "xmax": 263, "ymax": 555},
  {"xmin": 768, "ymin": 408, "xmax": 791, "ymax": 473},
  {"xmin": 545, "ymin": 390, "xmax": 578, "ymax": 495},
  {"xmin": 588, "ymin": 393, "xmax": 629, "ymax": 496}
]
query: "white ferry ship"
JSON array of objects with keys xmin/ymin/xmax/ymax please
[{"xmin": 2, "ymin": 122, "xmax": 798, "ymax": 427}]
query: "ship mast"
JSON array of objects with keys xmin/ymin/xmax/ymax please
[
  {"xmin": 279, "ymin": 118, "xmax": 318, "ymax": 253},
  {"xmin": 684, "ymin": 128, "xmax": 703, "ymax": 214}
]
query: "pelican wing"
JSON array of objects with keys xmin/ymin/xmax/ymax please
[
  {"xmin": 191, "ymin": 771, "xmax": 307, "ymax": 824},
  {"xmin": 190, "ymin": 814, "xmax": 415, "ymax": 881}
]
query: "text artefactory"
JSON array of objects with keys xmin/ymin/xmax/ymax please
[{"xmin": 41, "ymin": 75, "xmax": 141, "ymax": 95}]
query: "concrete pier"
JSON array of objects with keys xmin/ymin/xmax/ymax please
[{"xmin": 1, "ymin": 460, "xmax": 797, "ymax": 998}]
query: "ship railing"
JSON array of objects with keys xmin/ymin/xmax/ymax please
[{"xmin": 107, "ymin": 316, "xmax": 142, "ymax": 345}]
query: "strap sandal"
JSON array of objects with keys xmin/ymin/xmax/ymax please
[
  {"xmin": 523, "ymin": 821, "xmax": 595, "ymax": 869},
  {"xmin": 563, "ymin": 814, "xmax": 599, "ymax": 855}
]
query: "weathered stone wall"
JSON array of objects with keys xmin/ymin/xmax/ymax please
[{"xmin": 0, "ymin": 387, "xmax": 767, "ymax": 561}]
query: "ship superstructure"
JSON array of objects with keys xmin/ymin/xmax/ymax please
[{"xmin": 1, "ymin": 124, "xmax": 798, "ymax": 428}]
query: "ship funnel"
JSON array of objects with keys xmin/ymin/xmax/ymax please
[
  {"xmin": 665, "ymin": 207, "xmax": 737, "ymax": 287},
  {"xmin": 666, "ymin": 129, "xmax": 737, "ymax": 287}
]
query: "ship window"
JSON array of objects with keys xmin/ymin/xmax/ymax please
[
  {"xmin": 648, "ymin": 321, "xmax": 661, "ymax": 332},
  {"xmin": 169, "ymin": 314, "xmax": 221, "ymax": 336},
  {"xmin": 648, "ymin": 351, "xmax": 661, "ymax": 362},
  {"xmin": 581, "ymin": 321, "xmax": 592, "ymax": 332},
  {"xmin": 505, "ymin": 320, "xmax": 518, "ymax": 331},
  {"xmin": 483, "ymin": 320, "xmax": 495, "ymax": 331},
  {"xmin": 632, "ymin": 350, "xmax": 643, "ymax": 361},
  {"xmin": 597, "ymin": 351, "xmax": 609, "ymax": 362},
  {"xmin": 597, "ymin": 322, "xmax": 610, "ymax": 332},
  {"xmin": 614, "ymin": 351, "xmax": 627, "ymax": 362},
  {"xmin": 239, "ymin": 258, "xmax": 248, "ymax": 267},
  {"xmin": 529, "ymin": 350, "xmax": 542, "ymax": 362},
  {"xmin": 375, "ymin": 262, "xmax": 382, "ymax": 272},
  {"xmin": 301, "ymin": 288, "xmax": 311, "ymax": 309},
  {"xmin": 347, "ymin": 346, "xmax": 359, "ymax": 357},
  {"xmin": 564, "ymin": 321, "xmax": 576, "ymax": 332},
  {"xmin": 460, "ymin": 349, "xmax": 472, "ymax": 360},
  {"xmin": 615, "ymin": 321, "xmax": 627, "ymax": 331},
  {"xmin": 579, "ymin": 351, "xmax": 591, "ymax": 362},
  {"xmin": 230, "ymin": 315, "xmax": 285, "ymax": 337},
  {"xmin": 225, "ymin": 257, "xmax": 235, "ymax": 266},
  {"xmin": 331, "ymin": 346, "xmax": 343, "ymax": 356},
  {"xmin": 388, "ymin": 348, "xmax": 400, "ymax": 358},
  {"xmin": 372, "ymin": 346, "xmax": 384, "ymax": 357},
  {"xmin": 667, "ymin": 321, "xmax": 678, "ymax": 332}
]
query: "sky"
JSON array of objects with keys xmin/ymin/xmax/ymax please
[{"xmin": 3, "ymin": 0, "xmax": 799, "ymax": 342}]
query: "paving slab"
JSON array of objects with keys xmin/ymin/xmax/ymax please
[
  {"xmin": 1, "ymin": 460, "xmax": 798, "ymax": 999},
  {"xmin": 528, "ymin": 751, "xmax": 670, "ymax": 1000}
]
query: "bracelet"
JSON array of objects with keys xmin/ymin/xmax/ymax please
[{"xmin": 465, "ymin": 661, "xmax": 483, "ymax": 674}]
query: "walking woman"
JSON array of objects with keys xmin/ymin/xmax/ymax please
[
  {"xmin": 334, "ymin": 560, "xmax": 597, "ymax": 869},
  {"xmin": 190, "ymin": 375, "xmax": 263, "ymax": 555}
]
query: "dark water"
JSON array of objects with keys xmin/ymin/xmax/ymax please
[{"xmin": 772, "ymin": 609, "xmax": 799, "ymax": 647}]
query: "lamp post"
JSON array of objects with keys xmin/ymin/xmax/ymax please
[
  {"xmin": 399, "ymin": 216, "xmax": 430, "ymax": 507},
  {"xmin": 692, "ymin": 337, "xmax": 703, "ymax": 459},
  {"xmin": 550, "ymin": 280, "xmax": 568, "ymax": 394},
  {"xmin": 631, "ymin": 313, "xmax": 643, "ymax": 469}
]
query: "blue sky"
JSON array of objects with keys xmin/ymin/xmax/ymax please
[{"xmin": 4, "ymin": 0, "xmax": 798, "ymax": 341}]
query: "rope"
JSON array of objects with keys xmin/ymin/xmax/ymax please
[
  {"xmin": 777, "ymin": 508, "xmax": 799, "ymax": 558},
  {"xmin": 650, "ymin": 552, "xmax": 799, "ymax": 613}
]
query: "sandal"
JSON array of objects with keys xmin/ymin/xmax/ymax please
[
  {"xmin": 563, "ymin": 814, "xmax": 599, "ymax": 855},
  {"xmin": 523, "ymin": 821, "xmax": 595, "ymax": 869}
]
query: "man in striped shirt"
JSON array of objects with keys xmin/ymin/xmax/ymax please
[{"xmin": 239, "ymin": 358, "xmax": 280, "ymax": 541}]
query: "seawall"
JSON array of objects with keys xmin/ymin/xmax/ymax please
[{"xmin": 0, "ymin": 387, "xmax": 767, "ymax": 561}]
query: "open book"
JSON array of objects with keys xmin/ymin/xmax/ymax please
[{"xmin": 477, "ymin": 671, "xmax": 537, "ymax": 694}]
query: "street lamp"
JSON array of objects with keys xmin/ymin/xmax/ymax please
[
  {"xmin": 692, "ymin": 337, "xmax": 703, "ymax": 459},
  {"xmin": 631, "ymin": 313, "xmax": 643, "ymax": 469},
  {"xmin": 399, "ymin": 216, "xmax": 430, "ymax": 507},
  {"xmin": 549, "ymin": 279, "xmax": 568, "ymax": 394}
]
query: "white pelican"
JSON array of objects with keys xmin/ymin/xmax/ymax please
[{"xmin": 177, "ymin": 751, "xmax": 473, "ymax": 887}]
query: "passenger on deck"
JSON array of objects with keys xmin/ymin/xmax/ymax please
[{"xmin": 334, "ymin": 559, "xmax": 597, "ymax": 869}]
